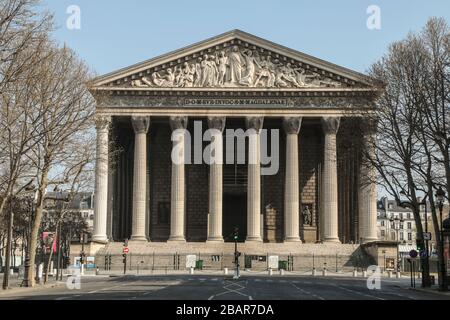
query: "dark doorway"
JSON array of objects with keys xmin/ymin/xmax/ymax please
[{"xmin": 223, "ymin": 193, "xmax": 247, "ymax": 242}]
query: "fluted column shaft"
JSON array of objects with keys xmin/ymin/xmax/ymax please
[
  {"xmin": 207, "ymin": 117, "xmax": 226, "ymax": 242},
  {"xmin": 284, "ymin": 117, "xmax": 302, "ymax": 242},
  {"xmin": 93, "ymin": 116, "xmax": 111, "ymax": 243},
  {"xmin": 131, "ymin": 116, "xmax": 150, "ymax": 241},
  {"xmin": 169, "ymin": 116, "xmax": 188, "ymax": 242},
  {"xmin": 246, "ymin": 117, "xmax": 264, "ymax": 242},
  {"xmin": 321, "ymin": 117, "xmax": 341, "ymax": 243},
  {"xmin": 359, "ymin": 124, "xmax": 378, "ymax": 243}
]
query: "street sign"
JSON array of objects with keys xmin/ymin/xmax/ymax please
[
  {"xmin": 420, "ymin": 250, "xmax": 428, "ymax": 258},
  {"xmin": 423, "ymin": 232, "xmax": 432, "ymax": 241},
  {"xmin": 123, "ymin": 247, "xmax": 129, "ymax": 254},
  {"xmin": 409, "ymin": 249, "xmax": 418, "ymax": 259}
]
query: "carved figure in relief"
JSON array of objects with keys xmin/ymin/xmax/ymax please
[
  {"xmin": 194, "ymin": 57, "xmax": 203, "ymax": 87},
  {"xmin": 254, "ymin": 55, "xmax": 276, "ymax": 87},
  {"xmin": 228, "ymin": 45, "xmax": 244, "ymax": 84},
  {"xmin": 239, "ymin": 49, "xmax": 260, "ymax": 87},
  {"xmin": 216, "ymin": 51, "xmax": 228, "ymax": 86},
  {"xmin": 152, "ymin": 68, "xmax": 175, "ymax": 87}
]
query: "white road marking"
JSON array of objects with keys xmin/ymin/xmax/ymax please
[
  {"xmin": 334, "ymin": 285, "xmax": 385, "ymax": 300},
  {"xmin": 291, "ymin": 282, "xmax": 325, "ymax": 300}
]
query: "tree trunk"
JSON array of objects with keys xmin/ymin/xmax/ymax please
[{"xmin": 25, "ymin": 165, "xmax": 49, "ymax": 287}]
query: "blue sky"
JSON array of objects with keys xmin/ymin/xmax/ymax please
[{"xmin": 42, "ymin": 0, "xmax": 450, "ymax": 77}]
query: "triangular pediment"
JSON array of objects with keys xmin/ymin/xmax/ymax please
[{"xmin": 90, "ymin": 30, "xmax": 378, "ymax": 91}]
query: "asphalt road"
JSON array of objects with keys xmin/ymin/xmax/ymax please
[{"xmin": 0, "ymin": 274, "xmax": 448, "ymax": 300}]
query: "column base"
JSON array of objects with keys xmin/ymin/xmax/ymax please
[
  {"xmin": 284, "ymin": 237, "xmax": 302, "ymax": 243},
  {"xmin": 245, "ymin": 237, "xmax": 263, "ymax": 243},
  {"xmin": 206, "ymin": 237, "xmax": 224, "ymax": 243},
  {"xmin": 361, "ymin": 237, "xmax": 378, "ymax": 244},
  {"xmin": 130, "ymin": 235, "xmax": 148, "ymax": 242},
  {"xmin": 167, "ymin": 236, "xmax": 186, "ymax": 243},
  {"xmin": 92, "ymin": 235, "xmax": 108, "ymax": 244},
  {"xmin": 322, "ymin": 238, "xmax": 341, "ymax": 244}
]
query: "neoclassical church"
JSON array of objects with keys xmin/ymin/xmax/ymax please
[{"xmin": 89, "ymin": 30, "xmax": 381, "ymax": 255}]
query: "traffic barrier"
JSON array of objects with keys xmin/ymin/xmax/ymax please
[
  {"xmin": 268, "ymin": 268, "xmax": 273, "ymax": 276},
  {"xmin": 322, "ymin": 268, "xmax": 327, "ymax": 277},
  {"xmin": 353, "ymin": 269, "xmax": 358, "ymax": 277},
  {"xmin": 312, "ymin": 268, "xmax": 317, "ymax": 276},
  {"xmin": 279, "ymin": 269, "xmax": 285, "ymax": 276},
  {"xmin": 363, "ymin": 270, "xmax": 367, "ymax": 278},
  {"xmin": 189, "ymin": 267, "xmax": 194, "ymax": 275},
  {"xmin": 396, "ymin": 272, "xmax": 400, "ymax": 278}
]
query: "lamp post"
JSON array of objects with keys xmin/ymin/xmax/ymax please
[
  {"xmin": 436, "ymin": 187, "xmax": 447, "ymax": 291},
  {"xmin": 390, "ymin": 216, "xmax": 404, "ymax": 273}
]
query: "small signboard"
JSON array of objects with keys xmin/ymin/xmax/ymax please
[
  {"xmin": 186, "ymin": 255, "xmax": 196, "ymax": 268},
  {"xmin": 268, "ymin": 255, "xmax": 279, "ymax": 269},
  {"xmin": 423, "ymin": 232, "xmax": 432, "ymax": 241},
  {"xmin": 409, "ymin": 249, "xmax": 418, "ymax": 259},
  {"xmin": 123, "ymin": 247, "xmax": 129, "ymax": 254}
]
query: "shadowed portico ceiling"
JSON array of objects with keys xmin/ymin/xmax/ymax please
[{"xmin": 89, "ymin": 30, "xmax": 381, "ymax": 94}]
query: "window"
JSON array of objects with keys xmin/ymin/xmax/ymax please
[
  {"xmin": 399, "ymin": 223, "xmax": 404, "ymax": 230},
  {"xmin": 89, "ymin": 214, "xmax": 94, "ymax": 220},
  {"xmin": 408, "ymin": 233, "xmax": 412, "ymax": 241},
  {"xmin": 381, "ymin": 221, "xmax": 385, "ymax": 227},
  {"xmin": 158, "ymin": 202, "xmax": 170, "ymax": 224},
  {"xmin": 407, "ymin": 222, "xmax": 412, "ymax": 229},
  {"xmin": 388, "ymin": 204, "xmax": 393, "ymax": 209},
  {"xmin": 381, "ymin": 230, "xmax": 385, "ymax": 237},
  {"xmin": 83, "ymin": 212, "xmax": 88, "ymax": 218},
  {"xmin": 407, "ymin": 213, "xmax": 411, "ymax": 219},
  {"xmin": 400, "ymin": 232, "xmax": 404, "ymax": 240}
]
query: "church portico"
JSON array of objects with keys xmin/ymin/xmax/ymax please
[{"xmin": 89, "ymin": 30, "xmax": 382, "ymax": 257}]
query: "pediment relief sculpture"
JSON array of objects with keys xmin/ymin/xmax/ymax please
[{"xmin": 130, "ymin": 45, "xmax": 344, "ymax": 89}]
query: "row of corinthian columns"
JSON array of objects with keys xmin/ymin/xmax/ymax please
[{"xmin": 92, "ymin": 115, "xmax": 378, "ymax": 244}]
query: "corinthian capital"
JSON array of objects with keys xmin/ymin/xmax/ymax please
[
  {"xmin": 207, "ymin": 117, "xmax": 226, "ymax": 133},
  {"xmin": 95, "ymin": 115, "xmax": 112, "ymax": 131},
  {"xmin": 170, "ymin": 116, "xmax": 188, "ymax": 131},
  {"xmin": 283, "ymin": 117, "xmax": 302, "ymax": 135},
  {"xmin": 131, "ymin": 116, "xmax": 150, "ymax": 134},
  {"xmin": 245, "ymin": 116, "xmax": 264, "ymax": 131},
  {"xmin": 321, "ymin": 117, "xmax": 341, "ymax": 135}
]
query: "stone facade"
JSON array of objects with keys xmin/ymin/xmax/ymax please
[{"xmin": 89, "ymin": 30, "xmax": 381, "ymax": 257}]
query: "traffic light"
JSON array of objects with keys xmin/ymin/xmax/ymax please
[
  {"xmin": 123, "ymin": 239, "xmax": 129, "ymax": 247},
  {"xmin": 416, "ymin": 240, "xmax": 425, "ymax": 252},
  {"xmin": 122, "ymin": 253, "xmax": 127, "ymax": 264},
  {"xmin": 233, "ymin": 228, "xmax": 239, "ymax": 241}
]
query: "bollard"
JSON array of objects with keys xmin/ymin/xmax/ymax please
[
  {"xmin": 279, "ymin": 269, "xmax": 285, "ymax": 276},
  {"xmin": 312, "ymin": 268, "xmax": 317, "ymax": 276},
  {"xmin": 80, "ymin": 264, "xmax": 85, "ymax": 276},
  {"xmin": 224, "ymin": 268, "xmax": 228, "ymax": 275},
  {"xmin": 396, "ymin": 271, "xmax": 400, "ymax": 279},
  {"xmin": 388, "ymin": 271, "xmax": 393, "ymax": 278},
  {"xmin": 10, "ymin": 268, "xmax": 14, "ymax": 276},
  {"xmin": 189, "ymin": 267, "xmax": 194, "ymax": 275},
  {"xmin": 353, "ymin": 269, "xmax": 358, "ymax": 277},
  {"xmin": 269, "ymin": 268, "xmax": 273, "ymax": 276},
  {"xmin": 363, "ymin": 270, "xmax": 367, "ymax": 278},
  {"xmin": 322, "ymin": 268, "xmax": 327, "ymax": 277},
  {"xmin": 417, "ymin": 272, "xmax": 421, "ymax": 279},
  {"xmin": 38, "ymin": 263, "xmax": 43, "ymax": 282}
]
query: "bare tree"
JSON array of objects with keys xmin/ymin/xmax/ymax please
[
  {"xmin": 368, "ymin": 17, "xmax": 450, "ymax": 287},
  {"xmin": 24, "ymin": 45, "xmax": 95, "ymax": 287}
]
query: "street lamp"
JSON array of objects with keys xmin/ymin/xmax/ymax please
[
  {"xmin": 390, "ymin": 215, "xmax": 404, "ymax": 273},
  {"xmin": 436, "ymin": 186, "xmax": 447, "ymax": 291}
]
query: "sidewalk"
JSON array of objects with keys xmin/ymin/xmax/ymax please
[
  {"xmin": 405, "ymin": 285, "xmax": 450, "ymax": 297},
  {"xmin": 0, "ymin": 274, "xmax": 65, "ymax": 297}
]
